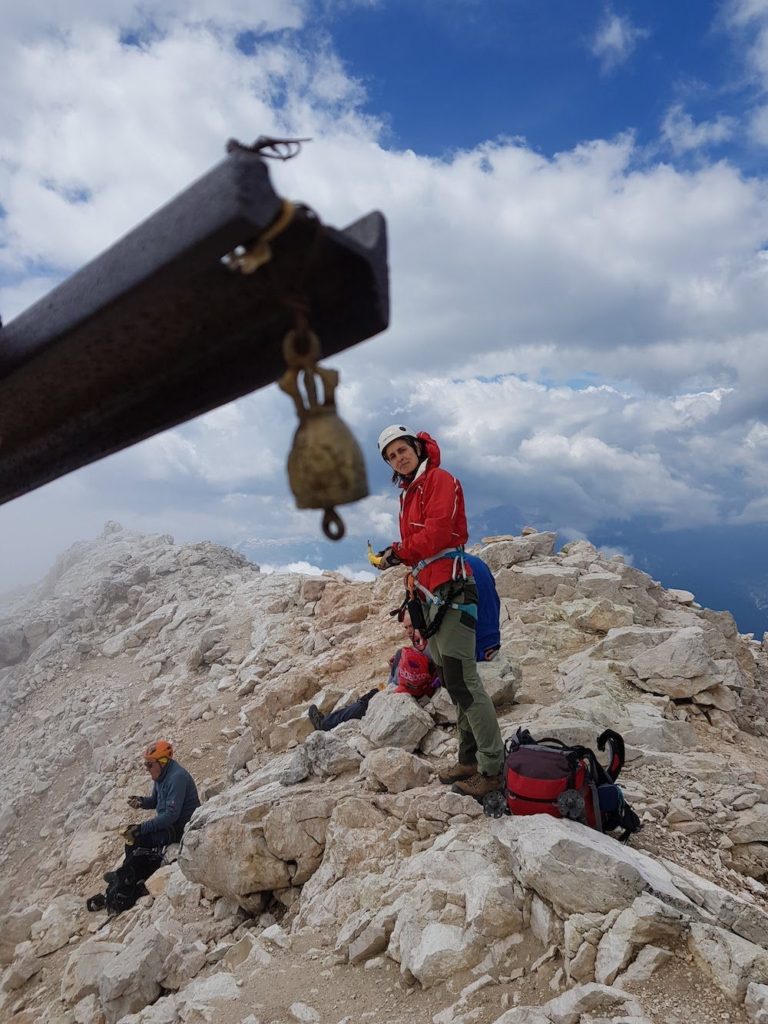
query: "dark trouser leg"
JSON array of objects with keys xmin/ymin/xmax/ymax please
[
  {"xmin": 124, "ymin": 825, "xmax": 179, "ymax": 861},
  {"xmin": 426, "ymin": 583, "xmax": 503, "ymax": 776},
  {"xmin": 435, "ymin": 664, "xmax": 477, "ymax": 765},
  {"xmin": 320, "ymin": 692, "xmax": 375, "ymax": 730}
]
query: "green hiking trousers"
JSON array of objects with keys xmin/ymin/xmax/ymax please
[{"xmin": 425, "ymin": 580, "xmax": 504, "ymax": 777}]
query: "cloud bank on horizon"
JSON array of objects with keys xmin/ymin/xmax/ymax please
[{"xmin": 2, "ymin": 0, "xmax": 768, "ymax": 590}]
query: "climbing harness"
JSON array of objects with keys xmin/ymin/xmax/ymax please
[{"xmin": 392, "ymin": 546, "xmax": 478, "ymax": 639}]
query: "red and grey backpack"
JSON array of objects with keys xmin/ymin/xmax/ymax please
[{"xmin": 486, "ymin": 727, "xmax": 642, "ymax": 842}]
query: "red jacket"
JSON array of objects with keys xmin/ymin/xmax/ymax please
[{"xmin": 391, "ymin": 433, "xmax": 472, "ymax": 593}]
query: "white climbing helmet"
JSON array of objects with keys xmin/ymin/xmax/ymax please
[{"xmin": 377, "ymin": 424, "xmax": 416, "ymax": 461}]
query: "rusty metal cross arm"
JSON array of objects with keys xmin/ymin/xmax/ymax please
[{"xmin": 0, "ymin": 145, "xmax": 389, "ymax": 506}]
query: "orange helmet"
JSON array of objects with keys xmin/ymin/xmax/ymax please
[{"xmin": 143, "ymin": 739, "xmax": 174, "ymax": 765}]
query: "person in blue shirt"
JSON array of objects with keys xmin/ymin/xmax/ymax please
[{"xmin": 121, "ymin": 738, "xmax": 200, "ymax": 857}]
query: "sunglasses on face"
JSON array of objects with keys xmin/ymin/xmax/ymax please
[{"xmin": 143, "ymin": 761, "xmax": 156, "ymax": 769}]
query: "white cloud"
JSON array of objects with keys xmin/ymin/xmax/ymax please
[
  {"xmin": 661, "ymin": 104, "xmax": 736, "ymax": 154},
  {"xmin": 4, "ymin": 1, "xmax": 768, "ymax": 591},
  {"xmin": 590, "ymin": 9, "xmax": 648, "ymax": 73},
  {"xmin": 748, "ymin": 102, "xmax": 768, "ymax": 144},
  {"xmin": 240, "ymin": 558, "xmax": 373, "ymax": 581},
  {"xmin": 3, "ymin": 0, "xmax": 305, "ymax": 38},
  {"xmin": 726, "ymin": 0, "xmax": 768, "ymax": 134}
]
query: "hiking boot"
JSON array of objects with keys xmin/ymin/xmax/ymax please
[
  {"xmin": 307, "ymin": 704, "xmax": 323, "ymax": 731},
  {"xmin": 438, "ymin": 761, "xmax": 478, "ymax": 785},
  {"xmin": 451, "ymin": 772, "xmax": 502, "ymax": 801}
]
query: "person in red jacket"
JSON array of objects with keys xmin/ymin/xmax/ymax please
[{"xmin": 375, "ymin": 425, "xmax": 504, "ymax": 800}]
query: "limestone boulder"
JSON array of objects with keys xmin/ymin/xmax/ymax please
[
  {"xmin": 692, "ymin": 683, "xmax": 739, "ymax": 712},
  {"xmin": 361, "ymin": 748, "xmax": 431, "ymax": 793},
  {"xmin": 0, "ymin": 907, "xmax": 42, "ymax": 965},
  {"xmin": 660, "ymin": 856, "xmax": 768, "ymax": 948},
  {"xmin": 688, "ymin": 922, "xmax": 768, "ymax": 1002},
  {"xmin": 478, "ymin": 533, "xmax": 557, "ymax": 572},
  {"xmin": 628, "ymin": 627, "xmax": 719, "ymax": 697},
  {"xmin": 496, "ymin": 565, "xmax": 579, "ymax": 601},
  {"xmin": 478, "ymin": 654, "xmax": 521, "ymax": 706},
  {"xmin": 303, "ymin": 730, "xmax": 363, "ymax": 777},
  {"xmin": 615, "ymin": 943, "xmax": 673, "ymax": 988},
  {"xmin": 491, "ymin": 982, "xmax": 643, "ymax": 1024},
  {"xmin": 387, "ymin": 826, "xmax": 524, "ymax": 987},
  {"xmin": 592, "ymin": 626, "xmax": 674, "ymax": 662},
  {"xmin": 66, "ymin": 830, "xmax": 111, "ymax": 877},
  {"xmin": 1, "ymin": 946, "xmax": 42, "ymax": 991},
  {"xmin": 172, "ymin": 973, "xmax": 241, "ymax": 1018},
  {"xmin": 399, "ymin": 921, "xmax": 481, "ymax": 988},
  {"xmin": 161, "ymin": 940, "xmax": 208, "ymax": 990},
  {"xmin": 730, "ymin": 805, "xmax": 768, "ymax": 845},
  {"xmin": 728, "ymin": 842, "xmax": 768, "ymax": 880},
  {"xmin": 179, "ymin": 785, "xmax": 293, "ymax": 899},
  {"xmin": 746, "ymin": 982, "xmax": 768, "ymax": 1024},
  {"xmin": 427, "ymin": 686, "xmax": 458, "ymax": 723},
  {"xmin": 101, "ymin": 604, "xmax": 176, "ymax": 657},
  {"xmin": 268, "ymin": 713, "xmax": 315, "ymax": 750},
  {"xmin": 490, "ymin": 816, "xmax": 691, "ymax": 916},
  {"xmin": 226, "ymin": 729, "xmax": 255, "ymax": 776},
  {"xmin": 593, "ymin": 894, "xmax": 686, "ymax": 985},
  {"xmin": 558, "ymin": 598, "xmax": 634, "ymax": 634},
  {"xmin": 61, "ymin": 940, "xmax": 123, "ymax": 1004},
  {"xmin": 242, "ymin": 673, "xmax": 317, "ymax": 739},
  {"xmin": 262, "ymin": 793, "xmax": 336, "ymax": 884},
  {"xmin": 621, "ymin": 702, "xmax": 697, "ymax": 753},
  {"xmin": 98, "ymin": 923, "xmax": 178, "ymax": 1023},
  {"xmin": 361, "ymin": 692, "xmax": 433, "ymax": 750},
  {"xmin": 573, "ymin": 571, "xmax": 622, "ymax": 602},
  {"xmin": 33, "ymin": 894, "xmax": 84, "ymax": 956}
]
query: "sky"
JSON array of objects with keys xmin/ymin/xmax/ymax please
[{"xmin": 2, "ymin": 0, "xmax": 768, "ymax": 630}]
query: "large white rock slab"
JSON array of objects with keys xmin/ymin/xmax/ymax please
[
  {"xmin": 730, "ymin": 805, "xmax": 768, "ymax": 845},
  {"xmin": 361, "ymin": 747, "xmax": 431, "ymax": 793},
  {"xmin": 490, "ymin": 816, "xmax": 692, "ymax": 916},
  {"xmin": 361, "ymin": 692, "xmax": 433, "ymax": 750},
  {"xmin": 746, "ymin": 982, "xmax": 768, "ymax": 1024},
  {"xmin": 0, "ymin": 907, "xmax": 42, "ymax": 965},
  {"xmin": 478, "ymin": 654, "xmax": 521, "ymax": 706},
  {"xmin": 61, "ymin": 939, "xmax": 123, "ymax": 1004},
  {"xmin": 478, "ymin": 533, "xmax": 557, "ymax": 572},
  {"xmin": 304, "ymin": 730, "xmax": 363, "ymax": 777},
  {"xmin": 66, "ymin": 830, "xmax": 111, "ymax": 877},
  {"xmin": 688, "ymin": 922, "xmax": 768, "ymax": 1002},
  {"xmin": 490, "ymin": 982, "xmax": 643, "ymax": 1024},
  {"xmin": 98, "ymin": 923, "xmax": 177, "ymax": 1023},
  {"xmin": 660, "ymin": 856, "xmax": 768, "ymax": 948}
]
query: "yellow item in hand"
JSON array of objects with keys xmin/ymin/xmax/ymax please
[{"xmin": 367, "ymin": 540, "xmax": 384, "ymax": 567}]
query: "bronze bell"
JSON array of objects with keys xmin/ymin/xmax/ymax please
[{"xmin": 278, "ymin": 328, "xmax": 369, "ymax": 540}]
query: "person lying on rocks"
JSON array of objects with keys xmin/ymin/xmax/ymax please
[
  {"xmin": 307, "ymin": 645, "xmax": 438, "ymax": 731},
  {"xmin": 374, "ymin": 424, "xmax": 505, "ymax": 802}
]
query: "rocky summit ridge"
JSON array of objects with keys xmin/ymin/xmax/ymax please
[{"xmin": 1, "ymin": 521, "xmax": 768, "ymax": 1024}]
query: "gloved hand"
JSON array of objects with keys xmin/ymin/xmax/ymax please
[
  {"xmin": 376, "ymin": 546, "xmax": 401, "ymax": 570},
  {"xmin": 120, "ymin": 823, "xmax": 140, "ymax": 845},
  {"xmin": 127, "ymin": 795, "xmax": 142, "ymax": 809}
]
